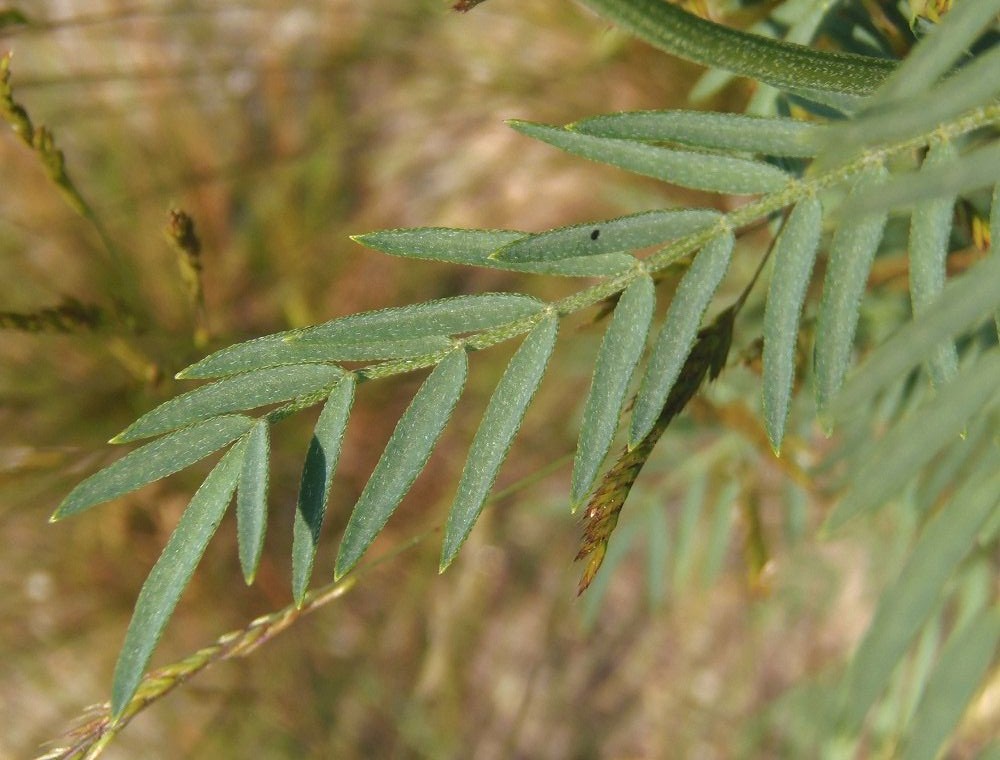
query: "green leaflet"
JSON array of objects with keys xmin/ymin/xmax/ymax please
[
  {"xmin": 353, "ymin": 228, "xmax": 634, "ymax": 277},
  {"xmin": 237, "ymin": 420, "xmax": 270, "ymax": 585},
  {"xmin": 572, "ymin": 274, "xmax": 655, "ymax": 506},
  {"xmin": 110, "ymin": 437, "xmax": 246, "ymax": 717},
  {"xmin": 908, "ymin": 140, "xmax": 959, "ymax": 390},
  {"xmin": 440, "ymin": 316, "xmax": 558, "ymax": 570},
  {"xmin": 813, "ymin": 165, "xmax": 888, "ymax": 422},
  {"xmin": 335, "ymin": 349, "xmax": 468, "ymax": 579},
  {"xmin": 177, "ymin": 333, "xmax": 444, "ymax": 380},
  {"xmin": 115, "ymin": 364, "xmax": 344, "ymax": 442},
  {"xmin": 571, "ymin": 110, "xmax": 823, "ymax": 158},
  {"xmin": 492, "ymin": 209, "xmax": 719, "ymax": 263},
  {"xmin": 52, "ymin": 415, "xmax": 254, "ymax": 520},
  {"xmin": 864, "ymin": 0, "xmax": 1000, "ymax": 109},
  {"xmin": 819, "ymin": 46, "xmax": 1000, "ymax": 164},
  {"xmin": 292, "ymin": 375, "xmax": 356, "ymax": 604},
  {"xmin": 826, "ymin": 349, "xmax": 1000, "ymax": 530},
  {"xmin": 837, "ymin": 460, "xmax": 1000, "ymax": 734},
  {"xmin": 900, "ymin": 607, "xmax": 1000, "ymax": 760},
  {"xmin": 630, "ymin": 231, "xmax": 734, "ymax": 446},
  {"xmin": 762, "ymin": 196, "xmax": 823, "ymax": 453},
  {"xmin": 507, "ymin": 121, "xmax": 790, "ymax": 195},
  {"xmin": 290, "ymin": 294, "xmax": 544, "ymax": 346},
  {"xmin": 992, "ymin": 183, "xmax": 1000, "ymax": 337},
  {"xmin": 830, "ymin": 253, "xmax": 1000, "ymax": 421},
  {"xmin": 844, "ymin": 142, "xmax": 1000, "ymax": 216},
  {"xmin": 577, "ymin": 0, "xmax": 893, "ymax": 99}
]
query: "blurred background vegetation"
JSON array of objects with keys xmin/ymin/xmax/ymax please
[{"xmin": 1, "ymin": 1, "xmax": 995, "ymax": 758}]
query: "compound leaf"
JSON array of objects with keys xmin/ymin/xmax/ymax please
[
  {"xmin": 116, "ymin": 364, "xmax": 344, "ymax": 442},
  {"xmin": 572, "ymin": 274, "xmax": 655, "ymax": 505},
  {"xmin": 630, "ymin": 231, "xmax": 734, "ymax": 446},
  {"xmin": 53, "ymin": 415, "xmax": 254, "ymax": 520},
  {"xmin": 110, "ymin": 437, "xmax": 246, "ymax": 716},
  {"xmin": 762, "ymin": 196, "xmax": 823, "ymax": 453},
  {"xmin": 508, "ymin": 121, "xmax": 790, "ymax": 195},
  {"xmin": 441, "ymin": 316, "xmax": 558, "ymax": 570},
  {"xmin": 336, "ymin": 349, "xmax": 468, "ymax": 579},
  {"xmin": 291, "ymin": 375, "xmax": 356, "ymax": 603}
]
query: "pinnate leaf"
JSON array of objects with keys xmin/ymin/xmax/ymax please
[
  {"xmin": 292, "ymin": 375, "xmax": 356, "ymax": 603},
  {"xmin": 493, "ymin": 209, "xmax": 719, "ymax": 263},
  {"xmin": 572, "ymin": 274, "xmax": 655, "ymax": 505},
  {"xmin": 571, "ymin": 110, "xmax": 822, "ymax": 157},
  {"xmin": 813, "ymin": 164, "xmax": 888, "ymax": 422},
  {"xmin": 508, "ymin": 120, "xmax": 790, "ymax": 195},
  {"xmin": 441, "ymin": 316, "xmax": 558, "ymax": 570},
  {"xmin": 116, "ymin": 364, "xmax": 343, "ymax": 442},
  {"xmin": 291, "ymin": 294, "xmax": 543, "ymax": 346},
  {"xmin": 630, "ymin": 231, "xmax": 734, "ymax": 445},
  {"xmin": 110, "ymin": 437, "xmax": 246, "ymax": 716},
  {"xmin": 336, "ymin": 349, "xmax": 468, "ymax": 579},
  {"xmin": 762, "ymin": 196, "xmax": 823, "ymax": 453},
  {"xmin": 353, "ymin": 227, "xmax": 634, "ymax": 277},
  {"xmin": 53, "ymin": 415, "xmax": 254, "ymax": 520},
  {"xmin": 237, "ymin": 420, "xmax": 270, "ymax": 585}
]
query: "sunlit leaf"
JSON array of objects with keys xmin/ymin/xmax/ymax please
[
  {"xmin": 336, "ymin": 350, "xmax": 468, "ymax": 579},
  {"xmin": 110, "ymin": 437, "xmax": 246, "ymax": 716},
  {"xmin": 837, "ymin": 459, "xmax": 1000, "ymax": 733},
  {"xmin": 492, "ymin": 209, "xmax": 718, "ymax": 263},
  {"xmin": 115, "ymin": 364, "xmax": 344, "ymax": 442},
  {"xmin": 441, "ymin": 316, "xmax": 558, "ymax": 570},
  {"xmin": 762, "ymin": 196, "xmax": 823, "ymax": 452},
  {"xmin": 814, "ymin": 165, "xmax": 888, "ymax": 422},
  {"xmin": 353, "ymin": 227, "xmax": 634, "ymax": 277},
  {"xmin": 52, "ymin": 415, "xmax": 254, "ymax": 520},
  {"xmin": 901, "ymin": 607, "xmax": 1000, "ymax": 760},
  {"xmin": 236, "ymin": 420, "xmax": 269, "ymax": 585},
  {"xmin": 572, "ymin": 274, "xmax": 656, "ymax": 505},
  {"xmin": 827, "ymin": 349, "xmax": 1000, "ymax": 529},
  {"xmin": 291, "ymin": 294, "xmax": 544, "ymax": 346},
  {"xmin": 508, "ymin": 121, "xmax": 790, "ymax": 195},
  {"xmin": 177, "ymin": 333, "xmax": 444, "ymax": 380},
  {"xmin": 908, "ymin": 139, "xmax": 959, "ymax": 389},
  {"xmin": 630, "ymin": 231, "xmax": 734, "ymax": 445},
  {"xmin": 291, "ymin": 375, "xmax": 356, "ymax": 603},
  {"xmin": 571, "ymin": 110, "xmax": 823, "ymax": 157},
  {"xmin": 830, "ymin": 253, "xmax": 1000, "ymax": 421}
]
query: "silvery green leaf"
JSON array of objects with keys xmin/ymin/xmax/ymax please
[{"xmin": 236, "ymin": 420, "xmax": 270, "ymax": 585}]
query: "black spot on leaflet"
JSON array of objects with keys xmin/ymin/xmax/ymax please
[{"xmin": 590, "ymin": 229, "xmax": 600, "ymax": 240}]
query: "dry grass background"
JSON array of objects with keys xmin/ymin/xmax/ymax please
[{"xmin": 0, "ymin": 2, "xmax": 908, "ymax": 757}]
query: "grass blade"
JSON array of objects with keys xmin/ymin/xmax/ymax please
[
  {"xmin": 837, "ymin": 458, "xmax": 1000, "ymax": 734},
  {"xmin": 53, "ymin": 415, "xmax": 254, "ymax": 520},
  {"xmin": 508, "ymin": 121, "xmax": 790, "ymax": 195},
  {"xmin": 572, "ymin": 274, "xmax": 655, "ymax": 505},
  {"xmin": 115, "ymin": 364, "xmax": 344, "ymax": 442},
  {"xmin": 571, "ymin": 110, "xmax": 823, "ymax": 157},
  {"xmin": 900, "ymin": 607, "xmax": 1000, "ymax": 760},
  {"xmin": 335, "ymin": 350, "xmax": 468, "ymax": 579},
  {"xmin": 440, "ymin": 316, "xmax": 558, "ymax": 570},
  {"xmin": 237, "ymin": 420, "xmax": 270, "ymax": 585},
  {"xmin": 762, "ymin": 196, "xmax": 823, "ymax": 452},
  {"xmin": 291, "ymin": 375, "xmax": 356, "ymax": 603},
  {"xmin": 291, "ymin": 294, "xmax": 543, "ymax": 346},
  {"xmin": 908, "ymin": 139, "xmax": 959, "ymax": 389},
  {"xmin": 492, "ymin": 209, "xmax": 719, "ymax": 263},
  {"xmin": 826, "ymin": 349, "xmax": 1000, "ymax": 530},
  {"xmin": 110, "ymin": 437, "xmax": 246, "ymax": 716},
  {"xmin": 353, "ymin": 227, "xmax": 634, "ymax": 277},
  {"xmin": 630, "ymin": 231, "xmax": 734, "ymax": 445},
  {"xmin": 814, "ymin": 165, "xmax": 888, "ymax": 422}
]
